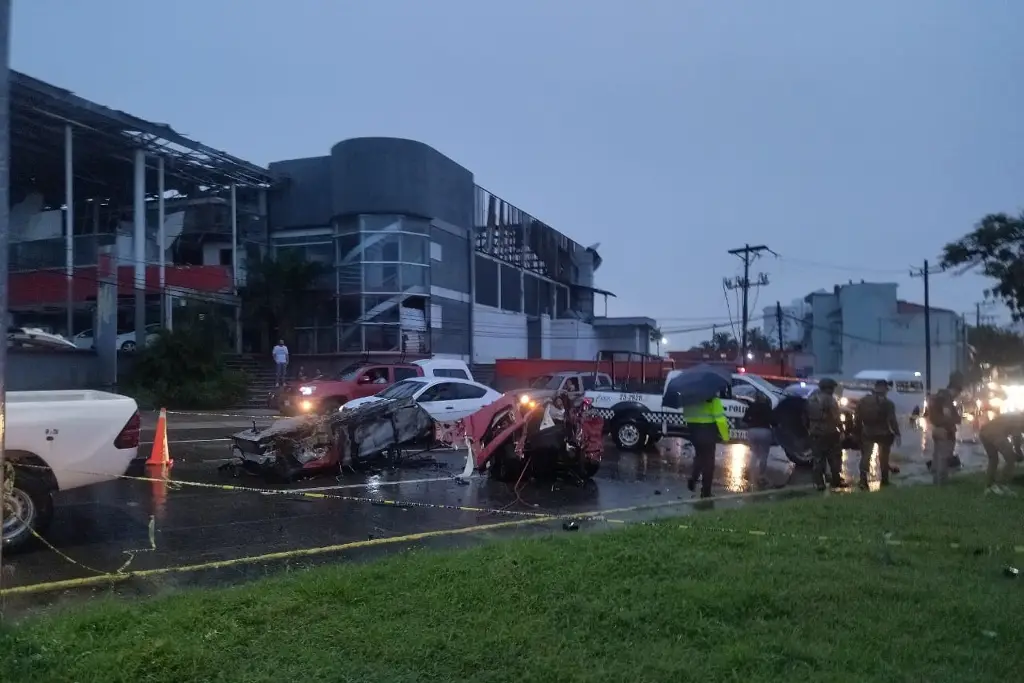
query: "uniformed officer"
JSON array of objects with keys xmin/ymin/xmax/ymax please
[
  {"xmin": 854, "ymin": 379, "xmax": 901, "ymax": 489},
  {"xmin": 684, "ymin": 395, "xmax": 731, "ymax": 499},
  {"xmin": 927, "ymin": 372, "xmax": 964, "ymax": 485},
  {"xmin": 805, "ymin": 378, "xmax": 846, "ymax": 491}
]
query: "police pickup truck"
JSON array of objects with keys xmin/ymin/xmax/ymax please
[{"xmin": 583, "ymin": 371, "xmax": 821, "ymax": 465}]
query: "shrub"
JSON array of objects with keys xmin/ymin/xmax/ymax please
[{"xmin": 125, "ymin": 324, "xmax": 249, "ymax": 410}]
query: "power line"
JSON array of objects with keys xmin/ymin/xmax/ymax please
[{"xmin": 774, "ymin": 255, "xmax": 910, "ymax": 275}]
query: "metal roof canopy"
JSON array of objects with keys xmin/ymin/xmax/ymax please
[{"xmin": 9, "ymin": 70, "xmax": 275, "ymax": 203}]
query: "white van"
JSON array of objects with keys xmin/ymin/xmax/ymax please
[
  {"xmin": 850, "ymin": 370, "xmax": 926, "ymax": 416},
  {"xmin": 413, "ymin": 358, "xmax": 474, "ymax": 381}
]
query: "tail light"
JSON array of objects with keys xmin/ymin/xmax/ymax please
[
  {"xmin": 581, "ymin": 398, "xmax": 593, "ymax": 409},
  {"xmin": 114, "ymin": 411, "xmax": 142, "ymax": 449}
]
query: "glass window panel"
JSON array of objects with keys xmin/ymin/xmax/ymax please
[
  {"xmin": 361, "ymin": 215, "xmax": 403, "ymax": 232},
  {"xmin": 363, "ymin": 295, "xmax": 401, "ymax": 324},
  {"xmin": 400, "ymin": 217, "xmax": 431, "ymax": 234},
  {"xmin": 400, "ymin": 234, "xmax": 429, "ymax": 263},
  {"xmin": 363, "ymin": 233, "xmax": 401, "ymax": 262},
  {"xmin": 336, "ymin": 232, "xmax": 362, "ymax": 263},
  {"xmin": 401, "ymin": 264, "xmax": 428, "ymax": 289},
  {"xmin": 474, "ymin": 256, "xmax": 498, "ymax": 307},
  {"xmin": 364, "ymin": 263, "xmax": 400, "ymax": 292},
  {"xmin": 338, "ymin": 324, "xmax": 363, "ymax": 352},
  {"xmin": 338, "ymin": 295, "xmax": 361, "ymax": 323},
  {"xmin": 365, "ymin": 324, "xmax": 401, "ymax": 351},
  {"xmin": 500, "ymin": 265, "xmax": 521, "ymax": 312},
  {"xmin": 337, "ymin": 264, "xmax": 363, "ymax": 294}
]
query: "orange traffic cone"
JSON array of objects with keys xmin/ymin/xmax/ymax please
[{"xmin": 146, "ymin": 408, "xmax": 173, "ymax": 467}]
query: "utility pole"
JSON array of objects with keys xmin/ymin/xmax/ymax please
[
  {"xmin": 0, "ymin": 0, "xmax": 12, "ymax": 598},
  {"xmin": 725, "ymin": 244, "xmax": 772, "ymax": 359},
  {"xmin": 775, "ymin": 301, "xmax": 785, "ymax": 374},
  {"xmin": 910, "ymin": 260, "xmax": 945, "ymax": 395}
]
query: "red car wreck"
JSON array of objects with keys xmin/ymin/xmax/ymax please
[{"xmin": 228, "ymin": 391, "xmax": 605, "ymax": 483}]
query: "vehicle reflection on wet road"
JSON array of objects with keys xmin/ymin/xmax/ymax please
[{"xmin": 0, "ymin": 421, "xmax": 984, "ymax": 613}]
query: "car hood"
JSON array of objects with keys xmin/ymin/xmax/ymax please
[{"xmin": 342, "ymin": 395, "xmax": 388, "ymax": 411}]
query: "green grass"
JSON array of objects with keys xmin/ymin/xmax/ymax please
[{"xmin": 3, "ymin": 479, "xmax": 1024, "ymax": 683}]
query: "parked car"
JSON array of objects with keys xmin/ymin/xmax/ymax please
[
  {"xmin": 73, "ymin": 323, "xmax": 161, "ymax": 352},
  {"xmin": 280, "ymin": 358, "xmax": 474, "ymax": 415},
  {"xmin": 341, "ymin": 376, "xmax": 502, "ymax": 421},
  {"xmin": 3, "ymin": 390, "xmax": 141, "ymax": 551}
]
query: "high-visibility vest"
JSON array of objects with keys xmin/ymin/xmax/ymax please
[{"xmin": 684, "ymin": 397, "xmax": 731, "ymax": 442}]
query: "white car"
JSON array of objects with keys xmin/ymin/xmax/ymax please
[
  {"xmin": 3, "ymin": 390, "xmax": 142, "ymax": 551},
  {"xmin": 342, "ymin": 377, "xmax": 502, "ymax": 421},
  {"xmin": 73, "ymin": 324, "xmax": 161, "ymax": 352}
]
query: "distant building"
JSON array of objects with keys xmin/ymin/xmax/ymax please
[
  {"xmin": 800, "ymin": 282, "xmax": 966, "ymax": 389},
  {"xmin": 761, "ymin": 298, "xmax": 812, "ymax": 348}
]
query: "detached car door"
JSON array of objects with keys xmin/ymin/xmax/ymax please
[{"xmin": 415, "ymin": 382, "xmax": 462, "ymax": 421}]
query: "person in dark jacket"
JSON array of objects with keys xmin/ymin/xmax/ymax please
[
  {"xmin": 927, "ymin": 372, "xmax": 964, "ymax": 485},
  {"xmin": 855, "ymin": 379, "xmax": 901, "ymax": 489},
  {"xmin": 743, "ymin": 393, "xmax": 774, "ymax": 488}
]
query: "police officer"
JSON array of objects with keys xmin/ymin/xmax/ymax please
[
  {"xmin": 927, "ymin": 372, "xmax": 964, "ymax": 485},
  {"xmin": 805, "ymin": 378, "xmax": 847, "ymax": 491},
  {"xmin": 854, "ymin": 379, "xmax": 901, "ymax": 489},
  {"xmin": 685, "ymin": 395, "xmax": 731, "ymax": 499}
]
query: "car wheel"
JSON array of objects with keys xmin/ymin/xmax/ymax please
[
  {"xmin": 120, "ymin": 340, "xmax": 137, "ymax": 352},
  {"xmin": 2, "ymin": 468, "xmax": 55, "ymax": 552},
  {"xmin": 612, "ymin": 416, "xmax": 647, "ymax": 451},
  {"xmin": 775, "ymin": 427, "xmax": 813, "ymax": 467}
]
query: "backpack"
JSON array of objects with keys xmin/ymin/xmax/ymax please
[{"xmin": 857, "ymin": 394, "xmax": 884, "ymax": 427}]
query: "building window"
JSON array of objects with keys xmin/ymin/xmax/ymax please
[
  {"xmin": 365, "ymin": 263, "xmax": 401, "ymax": 292},
  {"xmin": 430, "ymin": 242, "xmax": 443, "ymax": 261},
  {"xmin": 475, "ymin": 255, "xmax": 498, "ymax": 307},
  {"xmin": 431, "ymin": 303, "xmax": 442, "ymax": 329},
  {"xmin": 500, "ymin": 264, "xmax": 521, "ymax": 312}
]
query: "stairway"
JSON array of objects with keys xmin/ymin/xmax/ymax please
[{"xmin": 224, "ymin": 355, "xmax": 277, "ymax": 410}]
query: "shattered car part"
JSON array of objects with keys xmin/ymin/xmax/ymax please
[{"xmin": 228, "ymin": 397, "xmax": 435, "ymax": 480}]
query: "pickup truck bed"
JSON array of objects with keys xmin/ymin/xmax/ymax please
[{"xmin": 4, "ymin": 390, "xmax": 140, "ymax": 551}]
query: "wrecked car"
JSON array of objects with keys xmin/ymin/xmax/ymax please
[
  {"xmin": 435, "ymin": 392, "xmax": 605, "ymax": 482},
  {"xmin": 228, "ymin": 397, "xmax": 436, "ymax": 480}
]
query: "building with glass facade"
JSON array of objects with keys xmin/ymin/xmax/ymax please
[{"xmin": 267, "ymin": 137, "xmax": 627, "ymax": 362}]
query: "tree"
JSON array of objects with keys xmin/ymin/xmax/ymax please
[
  {"xmin": 968, "ymin": 324, "xmax": 1024, "ymax": 369},
  {"xmin": 240, "ymin": 252, "xmax": 332, "ymax": 352},
  {"xmin": 941, "ymin": 212, "xmax": 1024, "ymax": 319},
  {"xmin": 691, "ymin": 329, "xmax": 772, "ymax": 355}
]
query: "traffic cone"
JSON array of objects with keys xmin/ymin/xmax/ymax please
[{"xmin": 146, "ymin": 408, "xmax": 173, "ymax": 467}]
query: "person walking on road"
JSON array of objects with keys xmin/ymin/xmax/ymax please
[
  {"xmin": 685, "ymin": 395, "xmax": 732, "ymax": 499},
  {"xmin": 927, "ymin": 372, "xmax": 963, "ymax": 485},
  {"xmin": 855, "ymin": 379, "xmax": 901, "ymax": 489},
  {"xmin": 805, "ymin": 378, "xmax": 847, "ymax": 491},
  {"xmin": 978, "ymin": 411, "xmax": 1023, "ymax": 495},
  {"xmin": 743, "ymin": 392, "xmax": 775, "ymax": 489},
  {"xmin": 272, "ymin": 339, "xmax": 290, "ymax": 387}
]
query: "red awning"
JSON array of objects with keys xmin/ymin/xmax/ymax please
[{"xmin": 8, "ymin": 265, "xmax": 233, "ymax": 307}]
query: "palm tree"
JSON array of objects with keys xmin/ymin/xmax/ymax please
[{"xmin": 240, "ymin": 252, "xmax": 331, "ymax": 352}]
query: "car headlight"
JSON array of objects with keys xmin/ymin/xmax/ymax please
[
  {"xmin": 990, "ymin": 396, "xmax": 1003, "ymax": 407},
  {"xmin": 519, "ymin": 394, "xmax": 531, "ymax": 405},
  {"xmin": 299, "ymin": 385, "xmax": 315, "ymax": 396},
  {"xmin": 840, "ymin": 413, "xmax": 847, "ymax": 422},
  {"xmin": 839, "ymin": 397, "xmax": 848, "ymax": 407},
  {"xmin": 299, "ymin": 400, "xmax": 313, "ymax": 412}
]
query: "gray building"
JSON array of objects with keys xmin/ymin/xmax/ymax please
[
  {"xmin": 800, "ymin": 281, "xmax": 966, "ymax": 389},
  {"xmin": 267, "ymin": 137, "xmax": 636, "ymax": 362}
]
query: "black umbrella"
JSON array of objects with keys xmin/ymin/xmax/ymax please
[{"xmin": 662, "ymin": 364, "xmax": 732, "ymax": 409}]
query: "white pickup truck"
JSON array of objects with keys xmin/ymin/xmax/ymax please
[
  {"xmin": 3, "ymin": 390, "xmax": 141, "ymax": 551},
  {"xmin": 584, "ymin": 371, "xmax": 821, "ymax": 465}
]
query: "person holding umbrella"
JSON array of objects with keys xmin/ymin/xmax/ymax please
[{"xmin": 663, "ymin": 366, "xmax": 732, "ymax": 499}]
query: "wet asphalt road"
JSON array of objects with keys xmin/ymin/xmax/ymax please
[{"xmin": 0, "ymin": 412, "xmax": 986, "ymax": 614}]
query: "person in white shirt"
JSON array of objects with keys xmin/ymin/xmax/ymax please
[{"xmin": 272, "ymin": 340, "xmax": 289, "ymax": 386}]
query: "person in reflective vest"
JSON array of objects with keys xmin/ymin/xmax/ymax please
[{"xmin": 685, "ymin": 396, "xmax": 731, "ymax": 499}]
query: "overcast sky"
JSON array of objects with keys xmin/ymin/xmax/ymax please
[{"xmin": 12, "ymin": 1, "xmax": 1024, "ymax": 347}]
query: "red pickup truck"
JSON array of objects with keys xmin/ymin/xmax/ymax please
[{"xmin": 279, "ymin": 359, "xmax": 473, "ymax": 415}]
